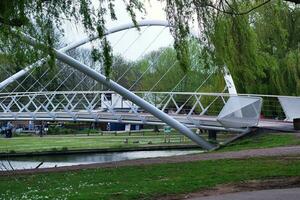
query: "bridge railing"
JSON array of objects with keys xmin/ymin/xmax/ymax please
[
  {"xmin": 137, "ymin": 92, "xmax": 299, "ymax": 121},
  {"xmin": 0, "ymin": 91, "xmax": 299, "ymax": 124}
]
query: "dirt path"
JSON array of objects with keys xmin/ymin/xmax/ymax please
[{"xmin": 1, "ymin": 145, "xmax": 300, "ymax": 176}]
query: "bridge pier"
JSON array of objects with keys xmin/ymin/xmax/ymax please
[{"xmin": 208, "ymin": 130, "xmax": 217, "ymax": 142}]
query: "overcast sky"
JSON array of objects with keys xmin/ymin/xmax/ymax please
[{"xmin": 62, "ymin": 0, "xmax": 176, "ymax": 61}]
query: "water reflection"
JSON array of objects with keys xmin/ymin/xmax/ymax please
[{"xmin": 0, "ymin": 150, "xmax": 203, "ymax": 171}]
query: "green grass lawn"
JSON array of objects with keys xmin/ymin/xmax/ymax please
[
  {"xmin": 1, "ymin": 131, "xmax": 300, "ymax": 154},
  {"xmin": 0, "ymin": 132, "xmax": 193, "ymax": 154},
  {"xmin": 1, "ymin": 156, "xmax": 300, "ymax": 200},
  {"xmin": 220, "ymin": 133, "xmax": 300, "ymax": 152}
]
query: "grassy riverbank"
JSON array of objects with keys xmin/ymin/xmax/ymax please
[
  {"xmin": 1, "ymin": 156, "xmax": 300, "ymax": 200},
  {"xmin": 0, "ymin": 131, "xmax": 193, "ymax": 154},
  {"xmin": 0, "ymin": 132, "xmax": 300, "ymax": 154},
  {"xmin": 220, "ymin": 133, "xmax": 300, "ymax": 152}
]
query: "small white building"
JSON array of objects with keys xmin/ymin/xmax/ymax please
[{"xmin": 101, "ymin": 92, "xmax": 137, "ymax": 110}]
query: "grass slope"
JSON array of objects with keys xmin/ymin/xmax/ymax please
[
  {"xmin": 1, "ymin": 156, "xmax": 300, "ymax": 199},
  {"xmin": 0, "ymin": 132, "xmax": 191, "ymax": 153},
  {"xmin": 220, "ymin": 133, "xmax": 300, "ymax": 152},
  {"xmin": 1, "ymin": 132, "xmax": 299, "ymax": 154}
]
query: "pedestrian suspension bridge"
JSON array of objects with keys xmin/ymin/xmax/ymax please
[{"xmin": 1, "ymin": 20, "xmax": 299, "ymax": 150}]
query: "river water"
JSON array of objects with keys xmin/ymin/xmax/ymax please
[{"xmin": 0, "ymin": 149, "xmax": 203, "ymax": 171}]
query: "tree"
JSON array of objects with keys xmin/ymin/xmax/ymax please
[
  {"xmin": 134, "ymin": 39, "xmax": 224, "ymax": 93},
  {"xmin": 0, "ymin": 0, "xmax": 299, "ymax": 83},
  {"xmin": 0, "ymin": 0, "xmax": 144, "ymax": 78},
  {"xmin": 212, "ymin": 0, "xmax": 300, "ymax": 95}
]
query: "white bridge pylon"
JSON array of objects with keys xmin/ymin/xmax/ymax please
[{"xmin": 2, "ymin": 20, "xmax": 243, "ymax": 150}]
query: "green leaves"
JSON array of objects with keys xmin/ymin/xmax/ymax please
[
  {"xmin": 212, "ymin": 0, "xmax": 300, "ymax": 95},
  {"xmin": 174, "ymin": 39, "xmax": 190, "ymax": 73},
  {"xmin": 0, "ymin": 0, "xmax": 29, "ymax": 27},
  {"xmin": 124, "ymin": 0, "xmax": 145, "ymax": 30},
  {"xmin": 0, "ymin": 0, "xmax": 298, "ymax": 92},
  {"xmin": 102, "ymin": 38, "xmax": 113, "ymax": 78},
  {"xmin": 166, "ymin": 0, "xmax": 193, "ymax": 73},
  {"xmin": 0, "ymin": 0, "xmax": 146, "ymax": 79}
]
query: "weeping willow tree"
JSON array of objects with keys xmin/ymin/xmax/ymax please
[
  {"xmin": 0, "ymin": 0, "xmax": 299, "ymax": 86},
  {"xmin": 254, "ymin": 1, "xmax": 300, "ymax": 95},
  {"xmin": 212, "ymin": 1, "xmax": 268, "ymax": 93},
  {"xmin": 0, "ymin": 0, "xmax": 144, "ymax": 78},
  {"xmin": 212, "ymin": 0, "xmax": 300, "ymax": 95}
]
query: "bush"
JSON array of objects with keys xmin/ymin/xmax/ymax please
[
  {"xmin": 79, "ymin": 129, "xmax": 99, "ymax": 135},
  {"xmin": 61, "ymin": 147, "xmax": 68, "ymax": 151},
  {"xmin": 48, "ymin": 126, "xmax": 74, "ymax": 135},
  {"xmin": 9, "ymin": 150, "xmax": 16, "ymax": 154},
  {"xmin": 47, "ymin": 125, "xmax": 100, "ymax": 135}
]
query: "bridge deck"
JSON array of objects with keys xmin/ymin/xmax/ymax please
[
  {"xmin": 0, "ymin": 111, "xmax": 295, "ymax": 132},
  {"xmin": 258, "ymin": 119, "xmax": 294, "ymax": 132}
]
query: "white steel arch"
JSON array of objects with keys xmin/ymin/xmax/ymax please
[
  {"xmin": 0, "ymin": 20, "xmax": 170, "ymax": 90},
  {"xmin": 0, "ymin": 20, "xmax": 237, "ymax": 94}
]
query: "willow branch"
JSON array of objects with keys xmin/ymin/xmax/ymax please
[{"xmin": 207, "ymin": 0, "xmax": 272, "ymax": 16}]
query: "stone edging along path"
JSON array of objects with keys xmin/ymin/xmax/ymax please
[{"xmin": 1, "ymin": 145, "xmax": 300, "ymax": 176}]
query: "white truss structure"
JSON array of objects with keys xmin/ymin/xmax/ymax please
[
  {"xmin": 0, "ymin": 90, "xmax": 297, "ymax": 125},
  {"xmin": 0, "ymin": 91, "xmax": 228, "ymax": 124}
]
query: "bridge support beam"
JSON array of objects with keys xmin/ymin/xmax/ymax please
[
  {"xmin": 55, "ymin": 52, "xmax": 215, "ymax": 150},
  {"xmin": 20, "ymin": 33, "xmax": 215, "ymax": 150}
]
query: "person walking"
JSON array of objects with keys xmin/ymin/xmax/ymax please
[{"xmin": 6, "ymin": 121, "xmax": 13, "ymax": 138}]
